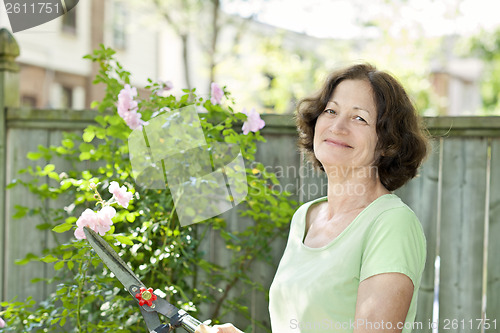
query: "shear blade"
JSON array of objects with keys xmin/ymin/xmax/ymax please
[{"xmin": 83, "ymin": 227, "xmax": 144, "ymax": 294}]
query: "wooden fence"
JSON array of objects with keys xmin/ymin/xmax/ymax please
[
  {"xmin": 1, "ymin": 28, "xmax": 500, "ymax": 332},
  {"xmin": 255, "ymin": 115, "xmax": 500, "ymax": 333}
]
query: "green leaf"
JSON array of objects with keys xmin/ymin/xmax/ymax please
[
  {"xmin": 126, "ymin": 212, "xmax": 136, "ymax": 222},
  {"xmin": 52, "ymin": 223, "xmax": 73, "ymax": 233},
  {"xmin": 81, "ymin": 170, "xmax": 92, "ymax": 180},
  {"xmin": 48, "ymin": 171, "xmax": 60, "ymax": 180},
  {"xmin": 115, "ymin": 235, "xmax": 134, "ymax": 245},
  {"xmin": 61, "ymin": 138, "xmax": 74, "ymax": 149},
  {"xmin": 15, "ymin": 253, "xmax": 39, "ymax": 265},
  {"xmin": 83, "ymin": 128, "xmax": 96, "ymax": 142},
  {"xmin": 40, "ymin": 255, "xmax": 58, "ymax": 263},
  {"xmin": 66, "ymin": 216, "xmax": 77, "ymax": 224},
  {"xmin": 79, "ymin": 142, "xmax": 95, "ymax": 152},
  {"xmin": 60, "ymin": 180, "xmax": 72, "ymax": 190},
  {"xmin": 26, "ymin": 152, "xmax": 42, "ymax": 160},
  {"xmin": 79, "ymin": 152, "xmax": 91, "ymax": 160},
  {"xmin": 43, "ymin": 164, "xmax": 55, "ymax": 173},
  {"xmin": 54, "ymin": 261, "xmax": 65, "ymax": 270},
  {"xmin": 12, "ymin": 205, "xmax": 28, "ymax": 219}
]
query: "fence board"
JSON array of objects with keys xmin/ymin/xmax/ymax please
[
  {"xmin": 4, "ymin": 128, "xmax": 50, "ymax": 302},
  {"xmin": 487, "ymin": 139, "xmax": 500, "ymax": 329},
  {"xmin": 439, "ymin": 138, "xmax": 487, "ymax": 332},
  {"xmin": 251, "ymin": 133, "xmax": 301, "ymax": 330},
  {"xmin": 396, "ymin": 138, "xmax": 441, "ymax": 332}
]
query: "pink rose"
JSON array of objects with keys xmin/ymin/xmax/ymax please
[
  {"xmin": 210, "ymin": 82, "xmax": 224, "ymax": 105},
  {"xmin": 161, "ymin": 80, "xmax": 173, "ymax": 91},
  {"xmin": 241, "ymin": 108, "xmax": 265, "ymax": 134},
  {"xmin": 74, "ymin": 209, "xmax": 99, "ymax": 239},
  {"xmin": 74, "ymin": 206, "xmax": 116, "ymax": 239},
  {"xmin": 117, "ymin": 84, "xmax": 144, "ymax": 130},
  {"xmin": 0, "ymin": 316, "xmax": 6, "ymax": 328},
  {"xmin": 117, "ymin": 84, "xmax": 138, "ymax": 116},
  {"xmin": 109, "ymin": 181, "xmax": 133, "ymax": 208},
  {"xmin": 123, "ymin": 110, "xmax": 144, "ymax": 130},
  {"xmin": 95, "ymin": 206, "xmax": 116, "ymax": 235},
  {"xmin": 156, "ymin": 80, "xmax": 174, "ymax": 96}
]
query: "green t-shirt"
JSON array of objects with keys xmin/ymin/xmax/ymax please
[{"xmin": 269, "ymin": 194, "xmax": 426, "ymax": 333}]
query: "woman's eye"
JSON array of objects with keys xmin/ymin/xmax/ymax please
[
  {"xmin": 355, "ymin": 115, "xmax": 367, "ymax": 123},
  {"xmin": 324, "ymin": 109, "xmax": 336, "ymax": 115}
]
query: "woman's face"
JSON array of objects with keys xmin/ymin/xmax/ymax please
[{"xmin": 313, "ymin": 79, "xmax": 378, "ymax": 173}]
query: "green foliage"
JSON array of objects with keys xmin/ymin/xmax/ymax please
[
  {"xmin": 0, "ymin": 45, "xmax": 297, "ymax": 332},
  {"xmin": 459, "ymin": 28, "xmax": 500, "ymax": 113}
]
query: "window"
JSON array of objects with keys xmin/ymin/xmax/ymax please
[
  {"xmin": 113, "ymin": 2, "xmax": 127, "ymax": 49},
  {"xmin": 61, "ymin": 86, "xmax": 73, "ymax": 108},
  {"xmin": 21, "ymin": 95, "xmax": 37, "ymax": 108},
  {"xmin": 62, "ymin": 6, "xmax": 77, "ymax": 34}
]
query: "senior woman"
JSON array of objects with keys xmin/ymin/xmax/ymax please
[{"xmin": 197, "ymin": 63, "xmax": 429, "ymax": 333}]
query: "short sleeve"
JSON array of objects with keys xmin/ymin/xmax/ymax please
[{"xmin": 359, "ymin": 207, "xmax": 426, "ymax": 287}]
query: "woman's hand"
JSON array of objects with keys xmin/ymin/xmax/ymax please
[{"xmin": 195, "ymin": 323, "xmax": 243, "ymax": 333}]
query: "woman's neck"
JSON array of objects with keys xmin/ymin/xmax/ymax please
[{"xmin": 323, "ymin": 165, "xmax": 390, "ymax": 218}]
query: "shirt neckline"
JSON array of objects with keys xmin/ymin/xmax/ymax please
[{"xmin": 300, "ymin": 193, "xmax": 395, "ymax": 251}]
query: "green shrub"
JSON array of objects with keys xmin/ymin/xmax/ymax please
[{"xmin": 0, "ymin": 45, "xmax": 296, "ymax": 332}]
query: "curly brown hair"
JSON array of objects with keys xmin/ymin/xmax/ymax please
[{"xmin": 295, "ymin": 63, "xmax": 429, "ymax": 191}]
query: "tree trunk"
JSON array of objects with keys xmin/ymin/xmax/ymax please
[
  {"xmin": 181, "ymin": 33, "xmax": 192, "ymax": 91},
  {"xmin": 208, "ymin": 0, "xmax": 220, "ymax": 91}
]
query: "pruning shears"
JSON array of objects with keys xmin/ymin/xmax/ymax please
[{"xmin": 83, "ymin": 227, "xmax": 204, "ymax": 332}]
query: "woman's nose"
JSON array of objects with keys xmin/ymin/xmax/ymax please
[{"xmin": 329, "ymin": 115, "xmax": 349, "ymax": 134}]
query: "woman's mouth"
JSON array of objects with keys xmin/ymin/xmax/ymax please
[{"xmin": 324, "ymin": 139, "xmax": 353, "ymax": 148}]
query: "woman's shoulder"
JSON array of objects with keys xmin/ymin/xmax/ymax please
[
  {"xmin": 294, "ymin": 196, "xmax": 328, "ymax": 216},
  {"xmin": 290, "ymin": 196, "xmax": 327, "ymax": 228},
  {"xmin": 368, "ymin": 194, "xmax": 416, "ymax": 218},
  {"xmin": 368, "ymin": 195, "xmax": 425, "ymax": 238}
]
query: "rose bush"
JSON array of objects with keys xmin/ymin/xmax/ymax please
[{"xmin": 0, "ymin": 45, "xmax": 296, "ymax": 332}]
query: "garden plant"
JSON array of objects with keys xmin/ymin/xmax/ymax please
[{"xmin": 0, "ymin": 45, "xmax": 297, "ymax": 332}]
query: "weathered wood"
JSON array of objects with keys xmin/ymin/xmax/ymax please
[
  {"xmin": 439, "ymin": 138, "xmax": 487, "ymax": 332},
  {"xmin": 6, "ymin": 107, "xmax": 99, "ymax": 130},
  {"xmin": 396, "ymin": 138, "xmax": 441, "ymax": 332},
  {"xmin": 487, "ymin": 139, "xmax": 500, "ymax": 330},
  {"xmin": 4, "ymin": 128, "xmax": 50, "ymax": 302},
  {"xmin": 249, "ymin": 133, "xmax": 301, "ymax": 331},
  {"xmin": 0, "ymin": 28, "xmax": 21, "ymax": 303}
]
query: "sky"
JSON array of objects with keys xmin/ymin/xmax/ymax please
[
  {"xmin": 1, "ymin": 0, "xmax": 500, "ymax": 38},
  {"xmin": 221, "ymin": 0, "xmax": 500, "ymax": 39}
]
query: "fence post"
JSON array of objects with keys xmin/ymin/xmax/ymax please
[{"xmin": 0, "ymin": 28, "xmax": 20, "ymax": 303}]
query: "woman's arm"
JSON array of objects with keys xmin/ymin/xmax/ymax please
[{"xmin": 354, "ymin": 272, "xmax": 414, "ymax": 333}]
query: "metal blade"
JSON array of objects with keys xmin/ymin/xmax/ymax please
[
  {"xmin": 154, "ymin": 298, "xmax": 184, "ymax": 319},
  {"xmin": 83, "ymin": 227, "xmax": 144, "ymax": 292},
  {"xmin": 140, "ymin": 307, "xmax": 162, "ymax": 332}
]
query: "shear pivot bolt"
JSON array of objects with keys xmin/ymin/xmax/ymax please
[
  {"xmin": 141, "ymin": 290, "xmax": 152, "ymax": 301},
  {"xmin": 135, "ymin": 287, "xmax": 157, "ymax": 307}
]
